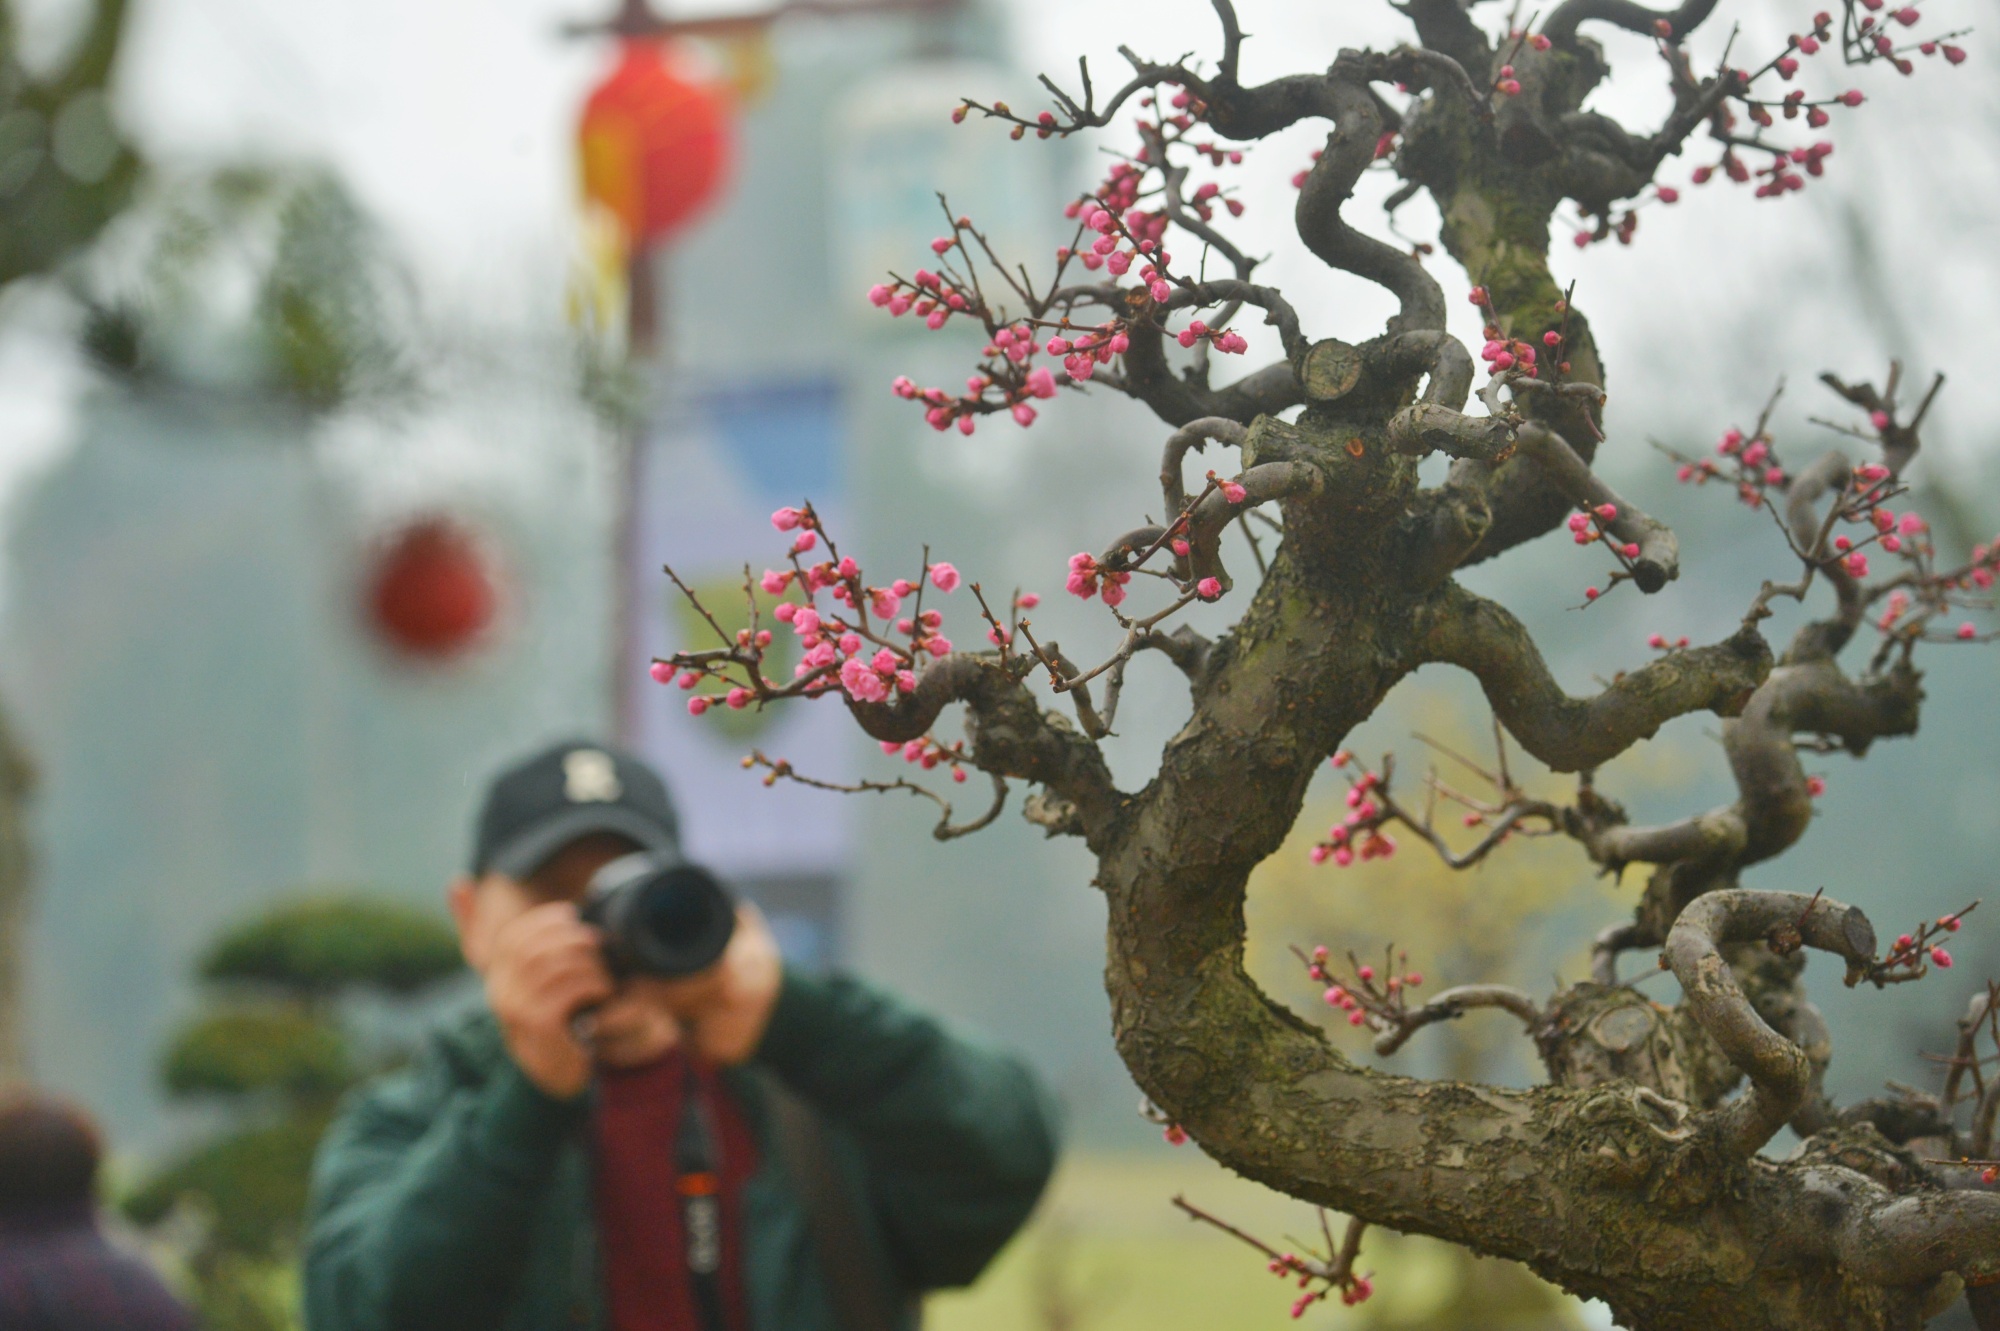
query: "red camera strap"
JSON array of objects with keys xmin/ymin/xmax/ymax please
[{"xmin": 593, "ymin": 1050, "xmax": 757, "ymax": 1331}]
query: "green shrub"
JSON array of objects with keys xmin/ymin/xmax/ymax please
[
  {"xmin": 163, "ymin": 1008, "xmax": 352, "ymax": 1100},
  {"xmin": 128, "ymin": 890, "xmax": 463, "ymax": 1321},
  {"xmin": 124, "ymin": 1116, "xmax": 327, "ymax": 1257},
  {"xmin": 199, "ymin": 896, "xmax": 461, "ymax": 996}
]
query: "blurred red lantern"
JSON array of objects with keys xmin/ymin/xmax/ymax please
[
  {"xmin": 578, "ymin": 40, "xmax": 733, "ymax": 250},
  {"xmin": 366, "ymin": 517, "xmax": 500, "ymax": 662}
]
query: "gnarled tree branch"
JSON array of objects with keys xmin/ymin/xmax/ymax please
[
  {"xmin": 1421, "ymin": 585, "xmax": 1771, "ymax": 772},
  {"xmin": 1665, "ymin": 889, "xmax": 1877, "ymax": 1157}
]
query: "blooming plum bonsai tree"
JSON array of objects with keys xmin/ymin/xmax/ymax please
[{"xmin": 650, "ymin": 2, "xmax": 2000, "ymax": 1326}]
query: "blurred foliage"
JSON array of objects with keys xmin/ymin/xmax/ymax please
[
  {"xmin": 0, "ymin": 0, "xmax": 141, "ymax": 289},
  {"xmin": 176, "ymin": 1251, "xmax": 300, "ymax": 1331},
  {"xmin": 200, "ymin": 895, "xmax": 462, "ymax": 996},
  {"xmin": 1247, "ymin": 685, "xmax": 1696, "ymax": 1084},
  {"xmin": 128, "ymin": 892, "xmax": 460, "ymax": 1331},
  {"xmin": 1229, "ymin": 685, "xmax": 1698, "ymax": 1329},
  {"xmin": 163, "ymin": 1008, "xmax": 354, "ymax": 1100},
  {"xmin": 72, "ymin": 164, "xmax": 418, "ymax": 410},
  {"xmin": 124, "ymin": 1115, "xmax": 328, "ymax": 1257}
]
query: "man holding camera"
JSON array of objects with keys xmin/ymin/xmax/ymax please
[{"xmin": 303, "ymin": 741, "xmax": 1058, "ymax": 1331}]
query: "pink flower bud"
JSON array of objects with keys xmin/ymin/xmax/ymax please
[
  {"xmin": 687, "ymin": 696, "xmax": 710, "ymax": 715},
  {"xmin": 929, "ymin": 562, "xmax": 961, "ymax": 592},
  {"xmin": 1806, "ymin": 775, "xmax": 1826, "ymax": 797},
  {"xmin": 1932, "ymin": 946, "xmax": 1953, "ymax": 968},
  {"xmin": 1220, "ymin": 480, "xmax": 1248, "ymax": 504},
  {"xmin": 1958, "ymin": 622, "xmax": 1978, "ymax": 639},
  {"xmin": 1149, "ymin": 280, "xmax": 1172, "ymax": 303},
  {"xmin": 725, "ymin": 687, "xmax": 752, "ymax": 710},
  {"xmin": 1197, "ymin": 577, "xmax": 1222, "ymax": 599},
  {"xmin": 771, "ymin": 506, "xmax": 804, "ymax": 531},
  {"xmin": 868, "ymin": 284, "xmax": 893, "ymax": 306}
]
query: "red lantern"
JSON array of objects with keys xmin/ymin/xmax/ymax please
[
  {"xmin": 365, "ymin": 517, "xmax": 501, "ymax": 662},
  {"xmin": 578, "ymin": 40, "xmax": 733, "ymax": 249}
]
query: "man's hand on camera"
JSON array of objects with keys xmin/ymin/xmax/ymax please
[
  {"xmin": 637, "ymin": 904, "xmax": 783, "ymax": 1066},
  {"xmin": 484, "ymin": 901, "xmax": 615, "ymax": 1100}
]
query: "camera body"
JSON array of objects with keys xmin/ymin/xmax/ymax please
[{"xmin": 580, "ymin": 853, "xmax": 736, "ymax": 979}]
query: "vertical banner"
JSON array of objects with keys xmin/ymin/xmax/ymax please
[{"xmin": 626, "ymin": 379, "xmax": 852, "ymax": 965}]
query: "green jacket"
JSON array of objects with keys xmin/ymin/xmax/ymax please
[{"xmin": 302, "ymin": 970, "xmax": 1057, "ymax": 1331}]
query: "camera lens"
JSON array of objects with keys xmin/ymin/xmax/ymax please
[{"xmin": 583, "ymin": 855, "xmax": 735, "ymax": 978}]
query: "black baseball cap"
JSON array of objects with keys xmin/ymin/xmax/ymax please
[{"xmin": 470, "ymin": 740, "xmax": 682, "ymax": 880}]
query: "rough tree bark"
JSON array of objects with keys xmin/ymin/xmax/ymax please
[{"xmin": 665, "ymin": 4, "xmax": 2000, "ymax": 1326}]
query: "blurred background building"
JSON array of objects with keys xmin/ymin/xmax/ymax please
[{"xmin": 0, "ymin": 0, "xmax": 1996, "ymax": 1326}]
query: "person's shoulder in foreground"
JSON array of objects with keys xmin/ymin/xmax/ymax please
[
  {"xmin": 0, "ymin": 1092, "xmax": 197, "ymax": 1331},
  {"xmin": 303, "ymin": 738, "xmax": 1057, "ymax": 1331}
]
